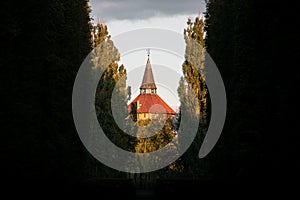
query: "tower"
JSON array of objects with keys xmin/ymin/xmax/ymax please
[
  {"xmin": 128, "ymin": 50, "xmax": 176, "ymax": 121},
  {"xmin": 139, "ymin": 50, "xmax": 157, "ymax": 95}
]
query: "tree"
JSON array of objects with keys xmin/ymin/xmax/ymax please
[
  {"xmin": 204, "ymin": 0, "xmax": 267, "ymax": 181},
  {"xmin": 90, "ymin": 22, "xmax": 139, "ymax": 179},
  {"xmin": 182, "ymin": 16, "xmax": 208, "ymax": 122},
  {"xmin": 176, "ymin": 16, "xmax": 209, "ymax": 178},
  {"xmin": 1, "ymin": 0, "xmax": 93, "ymax": 185}
]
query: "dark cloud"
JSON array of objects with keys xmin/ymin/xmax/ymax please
[{"xmin": 90, "ymin": 0, "xmax": 206, "ymax": 21}]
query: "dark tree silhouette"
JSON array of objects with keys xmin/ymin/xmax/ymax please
[{"xmin": 1, "ymin": 0, "xmax": 92, "ymax": 187}]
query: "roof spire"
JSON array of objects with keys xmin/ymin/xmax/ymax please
[
  {"xmin": 140, "ymin": 49, "xmax": 157, "ymax": 93},
  {"xmin": 147, "ymin": 48, "xmax": 150, "ymax": 57}
]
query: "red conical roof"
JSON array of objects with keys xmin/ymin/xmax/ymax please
[{"xmin": 128, "ymin": 94, "xmax": 176, "ymax": 115}]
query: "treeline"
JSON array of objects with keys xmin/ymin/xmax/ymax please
[
  {"xmin": 0, "ymin": 0, "xmax": 185, "ymax": 189},
  {"xmin": 171, "ymin": 0, "xmax": 297, "ymax": 184},
  {"xmin": 204, "ymin": 0, "xmax": 261, "ymax": 181},
  {"xmin": 1, "ymin": 0, "xmax": 297, "ymax": 191},
  {"xmin": 1, "ymin": 0, "xmax": 92, "ymax": 187},
  {"xmin": 203, "ymin": 0, "xmax": 297, "ymax": 183}
]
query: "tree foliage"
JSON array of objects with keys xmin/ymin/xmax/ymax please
[
  {"xmin": 92, "ymin": 22, "xmax": 136, "ymax": 159},
  {"xmin": 203, "ymin": 0, "xmax": 277, "ymax": 181},
  {"xmin": 2, "ymin": 0, "xmax": 92, "ymax": 184},
  {"xmin": 176, "ymin": 16, "xmax": 209, "ymax": 178},
  {"xmin": 182, "ymin": 16, "xmax": 208, "ymax": 121}
]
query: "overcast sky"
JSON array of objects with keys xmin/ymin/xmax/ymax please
[
  {"xmin": 89, "ymin": 0, "xmax": 206, "ymax": 109},
  {"xmin": 90, "ymin": 0, "xmax": 206, "ymax": 21}
]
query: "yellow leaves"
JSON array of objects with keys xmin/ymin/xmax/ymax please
[
  {"xmin": 168, "ymin": 160, "xmax": 184, "ymax": 172},
  {"xmin": 134, "ymin": 119, "xmax": 175, "ymax": 153}
]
